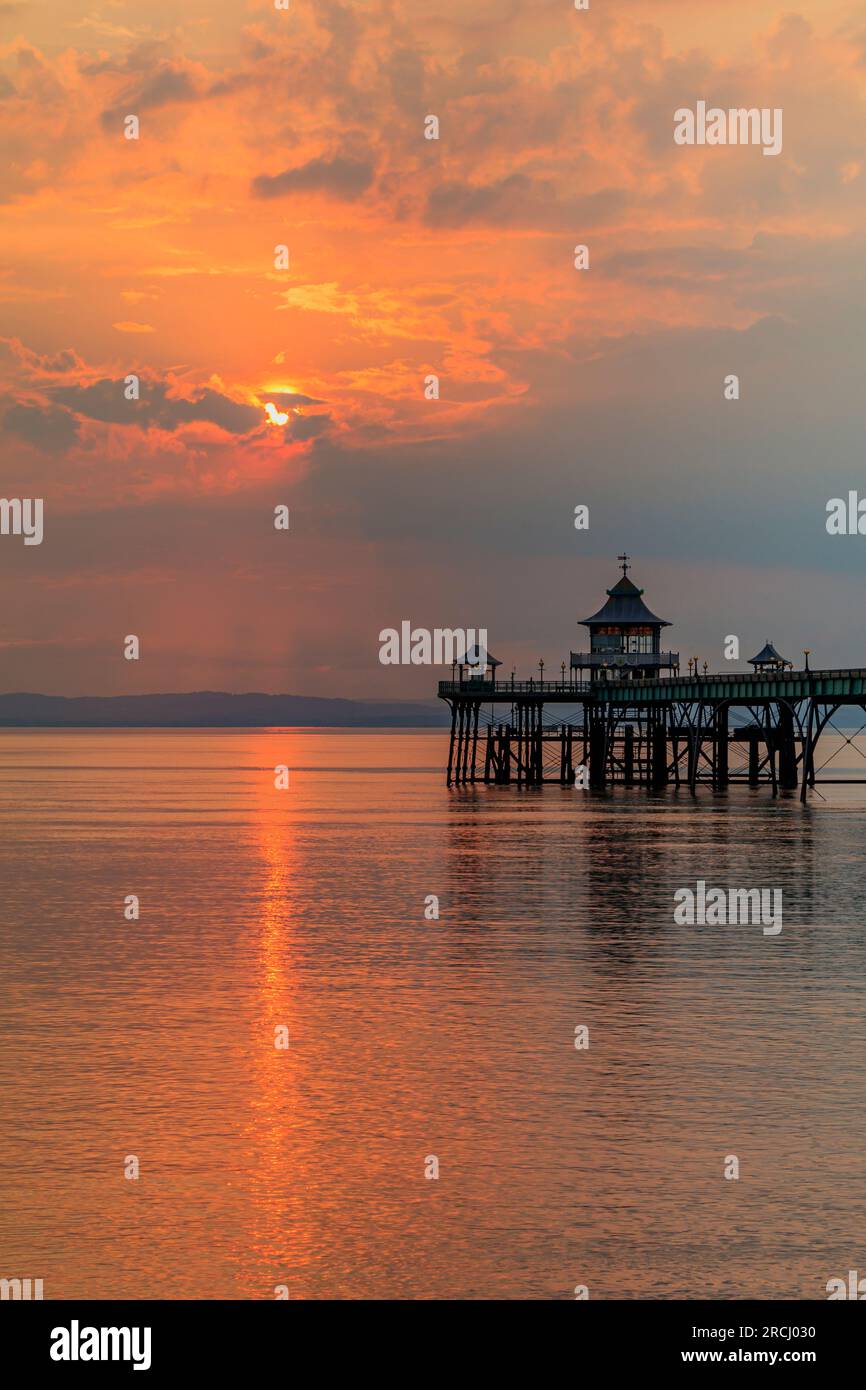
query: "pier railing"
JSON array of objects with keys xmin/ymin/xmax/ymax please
[
  {"xmin": 570, "ymin": 650, "xmax": 679, "ymax": 670},
  {"xmin": 438, "ymin": 678, "xmax": 595, "ymax": 696},
  {"xmin": 438, "ymin": 666, "xmax": 866, "ymax": 700}
]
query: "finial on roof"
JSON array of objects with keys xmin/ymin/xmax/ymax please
[{"xmin": 617, "ymin": 552, "xmax": 630, "ymax": 576}]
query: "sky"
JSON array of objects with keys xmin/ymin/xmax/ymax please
[{"xmin": 1, "ymin": 0, "xmax": 865, "ymax": 697}]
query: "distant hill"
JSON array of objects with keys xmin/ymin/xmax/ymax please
[{"xmin": 0, "ymin": 691, "xmax": 451, "ymax": 728}]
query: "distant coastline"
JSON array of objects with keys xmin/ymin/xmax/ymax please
[
  {"xmin": 0, "ymin": 692, "xmax": 451, "ymax": 728},
  {"xmin": 1, "ymin": 692, "xmax": 862, "ymax": 734}
]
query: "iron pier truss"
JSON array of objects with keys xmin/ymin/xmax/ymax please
[{"xmin": 437, "ymin": 670, "xmax": 866, "ymax": 801}]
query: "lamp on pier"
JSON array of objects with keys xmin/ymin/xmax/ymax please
[
  {"xmin": 539, "ymin": 658, "xmax": 544, "ymax": 682},
  {"xmin": 803, "ymin": 648, "xmax": 810, "ymax": 672}
]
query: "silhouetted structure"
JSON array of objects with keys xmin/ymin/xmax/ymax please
[
  {"xmin": 438, "ymin": 557, "xmax": 865, "ymax": 801},
  {"xmin": 749, "ymin": 641, "xmax": 789, "ymax": 673}
]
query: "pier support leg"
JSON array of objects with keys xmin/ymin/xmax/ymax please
[
  {"xmin": 516, "ymin": 704, "xmax": 524, "ymax": 785},
  {"xmin": 764, "ymin": 707, "xmax": 778, "ymax": 798},
  {"xmin": 687, "ymin": 713, "xmax": 702, "ymax": 795},
  {"xmin": 624, "ymin": 725, "xmax": 635, "ymax": 785},
  {"xmin": 715, "ymin": 705, "xmax": 728, "ymax": 790},
  {"xmin": 483, "ymin": 723, "xmax": 493, "ymax": 784},
  {"xmin": 460, "ymin": 702, "xmax": 471, "ymax": 784},
  {"xmin": 513, "ymin": 706, "xmax": 519, "ymax": 784},
  {"xmin": 560, "ymin": 721, "xmax": 573, "ymax": 784},
  {"xmin": 453, "ymin": 702, "xmax": 462, "ymax": 785},
  {"xmin": 778, "ymin": 703, "xmax": 797, "ymax": 790},
  {"xmin": 533, "ymin": 704, "xmax": 544, "ymax": 784},
  {"xmin": 461, "ymin": 706, "xmax": 475, "ymax": 783},
  {"xmin": 446, "ymin": 702, "xmax": 457, "ymax": 786},
  {"xmin": 469, "ymin": 703, "xmax": 480, "ymax": 782},
  {"xmin": 800, "ymin": 699, "xmax": 816, "ymax": 802},
  {"xmin": 651, "ymin": 716, "xmax": 669, "ymax": 790},
  {"xmin": 589, "ymin": 715, "xmax": 606, "ymax": 789}
]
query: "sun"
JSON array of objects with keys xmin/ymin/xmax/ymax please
[{"xmin": 264, "ymin": 402, "xmax": 290, "ymax": 427}]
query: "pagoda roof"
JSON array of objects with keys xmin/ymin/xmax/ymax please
[
  {"xmin": 749, "ymin": 641, "xmax": 787, "ymax": 666},
  {"xmin": 581, "ymin": 574, "xmax": 670, "ymax": 628}
]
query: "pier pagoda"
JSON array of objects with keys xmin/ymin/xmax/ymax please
[{"xmin": 570, "ymin": 555, "xmax": 679, "ymax": 682}]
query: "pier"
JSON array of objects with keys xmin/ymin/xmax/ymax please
[{"xmin": 437, "ymin": 559, "xmax": 866, "ymax": 799}]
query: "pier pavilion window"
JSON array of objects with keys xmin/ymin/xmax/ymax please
[
  {"xmin": 594, "ymin": 627, "xmax": 625, "ymax": 652},
  {"xmin": 592, "ymin": 627, "xmax": 655, "ymax": 654},
  {"xmin": 625, "ymin": 629, "xmax": 654, "ymax": 654}
]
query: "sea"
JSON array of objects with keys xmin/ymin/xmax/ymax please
[{"xmin": 1, "ymin": 728, "xmax": 864, "ymax": 1299}]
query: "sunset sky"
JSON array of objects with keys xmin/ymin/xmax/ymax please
[{"xmin": 2, "ymin": 0, "xmax": 865, "ymax": 696}]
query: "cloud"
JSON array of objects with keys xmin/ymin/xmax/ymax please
[
  {"xmin": 51, "ymin": 378, "xmax": 263, "ymax": 435},
  {"xmin": 70, "ymin": 17, "xmax": 139, "ymax": 41},
  {"xmin": 263, "ymin": 391, "xmax": 325, "ymax": 408},
  {"xmin": 0, "ymin": 339, "xmax": 85, "ymax": 377},
  {"xmin": 274, "ymin": 282, "xmax": 360, "ymax": 317},
  {"xmin": 424, "ymin": 174, "xmax": 627, "ymax": 230},
  {"xmin": 112, "ymin": 321, "xmax": 155, "ymax": 334},
  {"xmin": 100, "ymin": 63, "xmax": 199, "ymax": 130},
  {"xmin": 290, "ymin": 412, "xmax": 332, "ymax": 441},
  {"xmin": 252, "ymin": 155, "xmax": 375, "ymax": 201},
  {"xmin": 3, "ymin": 402, "xmax": 79, "ymax": 451}
]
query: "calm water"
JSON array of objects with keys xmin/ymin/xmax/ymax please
[{"xmin": 1, "ymin": 728, "xmax": 865, "ymax": 1300}]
